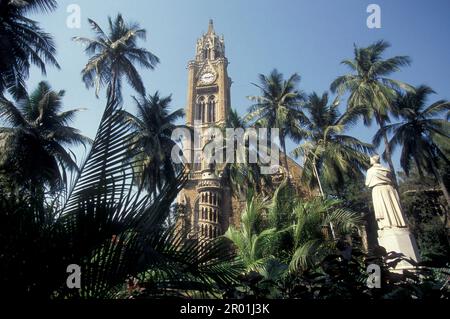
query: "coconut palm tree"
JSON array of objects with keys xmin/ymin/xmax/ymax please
[
  {"xmin": 73, "ymin": 13, "xmax": 159, "ymax": 102},
  {"xmin": 246, "ymin": 69, "xmax": 306, "ymax": 182},
  {"xmin": 120, "ymin": 91, "xmax": 185, "ymax": 195},
  {"xmin": 0, "ymin": 95, "xmax": 241, "ymax": 298},
  {"xmin": 374, "ymin": 85, "xmax": 450, "ymax": 208},
  {"xmin": 0, "ymin": 81, "xmax": 90, "ymax": 192},
  {"xmin": 292, "ymin": 92, "xmax": 374, "ymax": 196},
  {"xmin": 222, "ymin": 109, "xmax": 273, "ymax": 197},
  {"xmin": 330, "ymin": 40, "xmax": 413, "ymax": 185},
  {"xmin": 0, "ymin": 0, "xmax": 60, "ymax": 99},
  {"xmin": 73, "ymin": 14, "xmax": 160, "ymax": 186}
]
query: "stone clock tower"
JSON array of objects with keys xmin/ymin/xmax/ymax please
[
  {"xmin": 185, "ymin": 19, "xmax": 231, "ymax": 127},
  {"xmin": 176, "ymin": 21, "xmax": 312, "ymax": 244},
  {"xmin": 177, "ymin": 20, "xmax": 235, "ymax": 242}
]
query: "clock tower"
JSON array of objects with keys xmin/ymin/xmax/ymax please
[
  {"xmin": 177, "ymin": 20, "xmax": 234, "ymax": 242},
  {"xmin": 185, "ymin": 19, "xmax": 231, "ymax": 128},
  {"xmin": 176, "ymin": 20, "xmax": 311, "ymax": 244}
]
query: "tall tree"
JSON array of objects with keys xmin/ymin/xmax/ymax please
[
  {"xmin": 292, "ymin": 92, "xmax": 374, "ymax": 196},
  {"xmin": 246, "ymin": 69, "xmax": 306, "ymax": 183},
  {"xmin": 222, "ymin": 109, "xmax": 273, "ymax": 197},
  {"xmin": 374, "ymin": 85, "xmax": 450, "ymax": 208},
  {"xmin": 0, "ymin": 95, "xmax": 241, "ymax": 299},
  {"xmin": 120, "ymin": 91, "xmax": 184, "ymax": 195},
  {"xmin": 0, "ymin": 81, "xmax": 90, "ymax": 192},
  {"xmin": 73, "ymin": 13, "xmax": 159, "ymax": 102},
  {"xmin": 330, "ymin": 40, "xmax": 413, "ymax": 185},
  {"xmin": 0, "ymin": 0, "xmax": 59, "ymax": 99}
]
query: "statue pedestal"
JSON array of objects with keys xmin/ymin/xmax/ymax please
[{"xmin": 377, "ymin": 227, "xmax": 420, "ymax": 270}]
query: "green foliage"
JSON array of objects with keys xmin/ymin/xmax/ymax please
[
  {"xmin": 0, "ymin": 81, "xmax": 91, "ymax": 193},
  {"xmin": 119, "ymin": 91, "xmax": 185, "ymax": 196},
  {"xmin": 292, "ymin": 91, "xmax": 374, "ymax": 193},
  {"xmin": 0, "ymin": 97, "xmax": 241, "ymax": 299},
  {"xmin": 246, "ymin": 69, "xmax": 306, "ymax": 180},
  {"xmin": 376, "ymin": 85, "xmax": 449, "ymax": 176},
  {"xmin": 0, "ymin": 0, "xmax": 59, "ymax": 99},
  {"xmin": 224, "ymin": 182, "xmax": 448, "ymax": 299},
  {"xmin": 1, "ymin": 4, "xmax": 448, "ymax": 299},
  {"xmin": 331, "ymin": 40, "xmax": 413, "ymax": 182},
  {"xmin": 73, "ymin": 13, "xmax": 159, "ymax": 100},
  {"xmin": 378, "ymin": 85, "xmax": 450, "ymax": 208},
  {"xmin": 224, "ymin": 183, "xmax": 364, "ymax": 296},
  {"xmin": 221, "ymin": 109, "xmax": 273, "ymax": 198},
  {"xmin": 399, "ymin": 168, "xmax": 450, "ymax": 266},
  {"xmin": 224, "ymin": 193, "xmax": 277, "ymax": 272},
  {"xmin": 289, "ymin": 197, "xmax": 362, "ymax": 272}
]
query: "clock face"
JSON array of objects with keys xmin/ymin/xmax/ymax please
[{"xmin": 200, "ymin": 72, "xmax": 215, "ymax": 84}]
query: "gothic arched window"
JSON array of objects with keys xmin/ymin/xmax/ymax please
[
  {"xmin": 208, "ymin": 95, "xmax": 216, "ymax": 122},
  {"xmin": 196, "ymin": 96, "xmax": 205, "ymax": 122}
]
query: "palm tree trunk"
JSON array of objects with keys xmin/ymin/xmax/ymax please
[
  {"xmin": 312, "ymin": 158, "xmax": 324, "ymax": 198},
  {"xmin": 311, "ymin": 154, "xmax": 336, "ymax": 239},
  {"xmin": 429, "ymin": 154, "xmax": 450, "ymax": 219},
  {"xmin": 382, "ymin": 132, "xmax": 397, "ymax": 184},
  {"xmin": 377, "ymin": 115, "xmax": 398, "ymax": 187},
  {"xmin": 280, "ymin": 134, "xmax": 291, "ymax": 184},
  {"xmin": 436, "ymin": 175, "xmax": 450, "ymax": 209}
]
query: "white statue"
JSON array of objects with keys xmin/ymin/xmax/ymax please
[{"xmin": 365, "ymin": 155, "xmax": 407, "ymax": 230}]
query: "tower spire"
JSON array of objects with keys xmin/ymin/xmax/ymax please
[{"xmin": 207, "ymin": 19, "xmax": 214, "ymax": 34}]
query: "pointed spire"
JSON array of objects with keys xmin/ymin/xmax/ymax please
[{"xmin": 207, "ymin": 19, "xmax": 214, "ymax": 34}]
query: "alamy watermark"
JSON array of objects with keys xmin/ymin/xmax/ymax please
[
  {"xmin": 66, "ymin": 264, "xmax": 81, "ymax": 289},
  {"xmin": 171, "ymin": 122, "xmax": 281, "ymax": 175},
  {"xmin": 66, "ymin": 4, "xmax": 81, "ymax": 29},
  {"xmin": 366, "ymin": 264, "xmax": 381, "ymax": 288},
  {"xmin": 367, "ymin": 4, "xmax": 381, "ymax": 29}
]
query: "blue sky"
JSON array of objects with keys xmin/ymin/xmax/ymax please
[{"xmin": 26, "ymin": 0, "xmax": 450, "ymax": 171}]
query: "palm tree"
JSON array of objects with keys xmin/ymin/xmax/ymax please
[
  {"xmin": 224, "ymin": 193, "xmax": 279, "ymax": 272},
  {"xmin": 0, "ymin": 81, "xmax": 90, "ymax": 192},
  {"xmin": 330, "ymin": 40, "xmax": 413, "ymax": 185},
  {"xmin": 0, "ymin": 0, "xmax": 60, "ymax": 99},
  {"xmin": 246, "ymin": 69, "xmax": 306, "ymax": 182},
  {"xmin": 0, "ymin": 95, "xmax": 241, "ymax": 298},
  {"xmin": 289, "ymin": 197, "xmax": 362, "ymax": 272},
  {"xmin": 120, "ymin": 91, "xmax": 185, "ymax": 195},
  {"xmin": 225, "ymin": 182, "xmax": 363, "ymax": 276},
  {"xmin": 292, "ymin": 92, "xmax": 374, "ymax": 196},
  {"xmin": 222, "ymin": 109, "xmax": 273, "ymax": 197},
  {"xmin": 73, "ymin": 13, "xmax": 159, "ymax": 102},
  {"xmin": 374, "ymin": 85, "xmax": 450, "ymax": 208},
  {"xmin": 74, "ymin": 14, "xmax": 159, "ymax": 186}
]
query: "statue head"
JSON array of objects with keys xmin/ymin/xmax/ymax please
[{"xmin": 370, "ymin": 155, "xmax": 380, "ymax": 165}]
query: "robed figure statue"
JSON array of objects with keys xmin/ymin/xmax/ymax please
[{"xmin": 365, "ymin": 155, "xmax": 407, "ymax": 230}]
